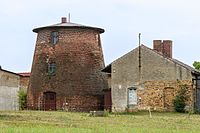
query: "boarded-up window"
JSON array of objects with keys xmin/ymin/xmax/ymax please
[
  {"xmin": 51, "ymin": 31, "xmax": 59, "ymax": 44},
  {"xmin": 48, "ymin": 63, "xmax": 56, "ymax": 75},
  {"xmin": 128, "ymin": 87, "xmax": 137, "ymax": 105}
]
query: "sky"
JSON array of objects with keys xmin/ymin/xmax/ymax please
[{"xmin": 0, "ymin": 0, "xmax": 200, "ymax": 72}]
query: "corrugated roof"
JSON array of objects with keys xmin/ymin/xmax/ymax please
[{"xmin": 33, "ymin": 22, "xmax": 105, "ymax": 33}]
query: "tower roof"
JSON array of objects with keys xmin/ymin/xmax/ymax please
[{"xmin": 33, "ymin": 17, "xmax": 105, "ymax": 33}]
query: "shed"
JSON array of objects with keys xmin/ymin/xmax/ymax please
[{"xmin": 0, "ymin": 68, "xmax": 20, "ymax": 110}]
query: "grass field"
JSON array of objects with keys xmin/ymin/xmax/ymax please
[{"xmin": 0, "ymin": 111, "xmax": 200, "ymax": 133}]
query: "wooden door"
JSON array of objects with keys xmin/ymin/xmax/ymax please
[
  {"xmin": 104, "ymin": 89, "xmax": 112, "ymax": 111},
  {"xmin": 196, "ymin": 79, "xmax": 200, "ymax": 112},
  {"xmin": 44, "ymin": 92, "xmax": 56, "ymax": 111}
]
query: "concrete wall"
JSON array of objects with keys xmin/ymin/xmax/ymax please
[
  {"xmin": 0, "ymin": 70, "xmax": 20, "ymax": 110},
  {"xmin": 111, "ymin": 45, "xmax": 193, "ymax": 112}
]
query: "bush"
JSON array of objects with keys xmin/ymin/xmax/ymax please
[
  {"xmin": 18, "ymin": 90, "xmax": 27, "ymax": 110},
  {"xmin": 173, "ymin": 85, "xmax": 188, "ymax": 113}
]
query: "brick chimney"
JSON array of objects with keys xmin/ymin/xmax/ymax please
[
  {"xmin": 61, "ymin": 17, "xmax": 67, "ymax": 23},
  {"xmin": 153, "ymin": 40, "xmax": 172, "ymax": 58}
]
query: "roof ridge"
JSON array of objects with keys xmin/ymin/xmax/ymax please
[
  {"xmin": 0, "ymin": 68, "xmax": 21, "ymax": 76},
  {"xmin": 142, "ymin": 45, "xmax": 200, "ymax": 74},
  {"xmin": 103, "ymin": 44, "xmax": 200, "ymax": 74}
]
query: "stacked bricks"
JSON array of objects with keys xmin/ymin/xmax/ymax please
[
  {"xmin": 136, "ymin": 80, "xmax": 193, "ymax": 111},
  {"xmin": 153, "ymin": 40, "xmax": 172, "ymax": 58}
]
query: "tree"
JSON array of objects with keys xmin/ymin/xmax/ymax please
[
  {"xmin": 18, "ymin": 90, "xmax": 27, "ymax": 110},
  {"xmin": 173, "ymin": 85, "xmax": 188, "ymax": 113},
  {"xmin": 193, "ymin": 61, "xmax": 200, "ymax": 70}
]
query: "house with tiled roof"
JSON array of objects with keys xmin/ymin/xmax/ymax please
[
  {"xmin": 0, "ymin": 67, "xmax": 20, "ymax": 110},
  {"xmin": 102, "ymin": 40, "xmax": 200, "ymax": 112},
  {"xmin": 18, "ymin": 72, "xmax": 30, "ymax": 92},
  {"xmin": 0, "ymin": 66, "xmax": 30, "ymax": 110}
]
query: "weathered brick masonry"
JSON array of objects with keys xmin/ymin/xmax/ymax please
[
  {"xmin": 18, "ymin": 73, "xmax": 30, "ymax": 92},
  {"xmin": 27, "ymin": 18, "xmax": 108, "ymax": 111},
  {"xmin": 136, "ymin": 80, "xmax": 193, "ymax": 111}
]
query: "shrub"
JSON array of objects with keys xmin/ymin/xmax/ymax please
[
  {"xmin": 18, "ymin": 90, "xmax": 27, "ymax": 110},
  {"xmin": 173, "ymin": 85, "xmax": 188, "ymax": 113}
]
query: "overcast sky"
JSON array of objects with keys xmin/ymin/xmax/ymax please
[{"xmin": 0, "ymin": 0, "xmax": 200, "ymax": 72}]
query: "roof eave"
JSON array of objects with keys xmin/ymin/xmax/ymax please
[
  {"xmin": 192, "ymin": 70, "xmax": 200, "ymax": 75},
  {"xmin": 101, "ymin": 64, "xmax": 112, "ymax": 73},
  {"xmin": 33, "ymin": 26, "xmax": 105, "ymax": 33},
  {"xmin": 0, "ymin": 69, "xmax": 20, "ymax": 77}
]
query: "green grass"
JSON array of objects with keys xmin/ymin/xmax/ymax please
[{"xmin": 0, "ymin": 111, "xmax": 200, "ymax": 133}]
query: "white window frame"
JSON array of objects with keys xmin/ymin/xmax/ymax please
[{"xmin": 127, "ymin": 87, "xmax": 137, "ymax": 106}]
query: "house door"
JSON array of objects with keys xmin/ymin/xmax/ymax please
[
  {"xmin": 196, "ymin": 79, "xmax": 200, "ymax": 112},
  {"xmin": 104, "ymin": 88, "xmax": 112, "ymax": 111},
  {"xmin": 43, "ymin": 92, "xmax": 56, "ymax": 111},
  {"xmin": 164, "ymin": 87, "xmax": 174, "ymax": 111}
]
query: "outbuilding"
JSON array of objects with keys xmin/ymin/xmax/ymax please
[
  {"xmin": 102, "ymin": 40, "xmax": 200, "ymax": 112},
  {"xmin": 0, "ymin": 67, "xmax": 20, "ymax": 110}
]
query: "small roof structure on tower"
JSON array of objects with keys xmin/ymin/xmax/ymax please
[{"xmin": 33, "ymin": 17, "xmax": 104, "ymax": 33}]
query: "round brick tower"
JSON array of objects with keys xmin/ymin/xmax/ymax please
[{"xmin": 27, "ymin": 17, "xmax": 108, "ymax": 111}]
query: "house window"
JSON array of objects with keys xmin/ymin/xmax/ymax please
[
  {"xmin": 48, "ymin": 63, "xmax": 56, "ymax": 75},
  {"xmin": 51, "ymin": 31, "xmax": 59, "ymax": 44},
  {"xmin": 128, "ymin": 87, "xmax": 137, "ymax": 105}
]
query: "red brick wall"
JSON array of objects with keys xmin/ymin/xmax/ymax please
[
  {"xmin": 153, "ymin": 40, "xmax": 172, "ymax": 58},
  {"xmin": 19, "ymin": 76, "xmax": 29, "ymax": 92},
  {"xmin": 27, "ymin": 27, "xmax": 108, "ymax": 111},
  {"xmin": 153, "ymin": 40, "xmax": 162, "ymax": 53},
  {"xmin": 162, "ymin": 40, "xmax": 172, "ymax": 58}
]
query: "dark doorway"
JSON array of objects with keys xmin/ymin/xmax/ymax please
[
  {"xmin": 195, "ymin": 79, "xmax": 200, "ymax": 112},
  {"xmin": 43, "ymin": 92, "xmax": 56, "ymax": 111},
  {"xmin": 104, "ymin": 88, "xmax": 112, "ymax": 111}
]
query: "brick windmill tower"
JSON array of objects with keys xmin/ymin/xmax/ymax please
[{"xmin": 27, "ymin": 17, "xmax": 108, "ymax": 111}]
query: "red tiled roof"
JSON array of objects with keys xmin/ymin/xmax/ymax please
[{"xmin": 18, "ymin": 72, "xmax": 31, "ymax": 77}]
